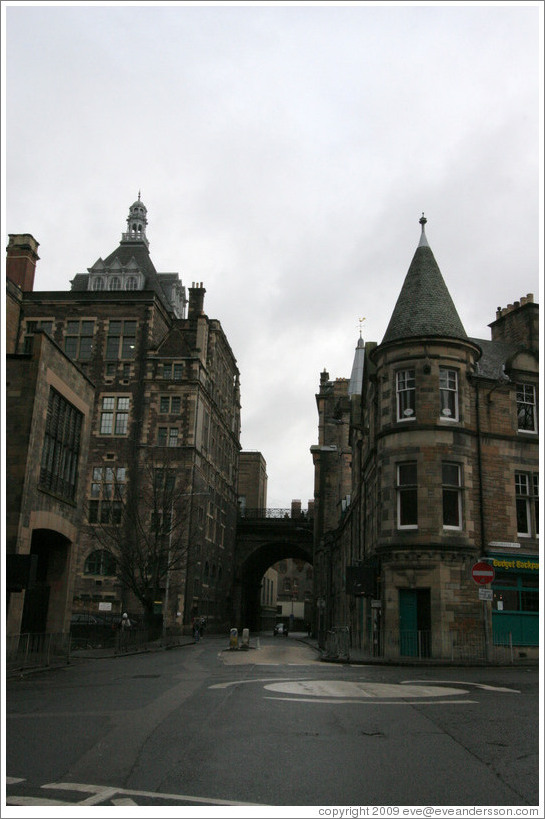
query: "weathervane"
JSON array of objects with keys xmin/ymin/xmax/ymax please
[{"xmin": 357, "ymin": 317, "xmax": 366, "ymax": 338}]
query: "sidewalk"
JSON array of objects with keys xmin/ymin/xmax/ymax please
[
  {"xmin": 7, "ymin": 632, "xmax": 537, "ymax": 678},
  {"xmin": 6, "ymin": 635, "xmax": 197, "ymax": 679}
]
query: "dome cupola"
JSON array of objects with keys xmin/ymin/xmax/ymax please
[{"xmin": 122, "ymin": 191, "xmax": 149, "ymax": 247}]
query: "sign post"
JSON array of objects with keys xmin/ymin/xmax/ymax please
[{"xmin": 471, "ymin": 561, "xmax": 495, "ymax": 661}]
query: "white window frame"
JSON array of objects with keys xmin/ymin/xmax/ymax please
[
  {"xmin": 99, "ymin": 396, "xmax": 130, "ymax": 436},
  {"xmin": 516, "ymin": 383, "xmax": 537, "ymax": 433},
  {"xmin": 515, "ymin": 471, "xmax": 539, "ymax": 538},
  {"xmin": 439, "ymin": 368, "xmax": 459, "ymax": 421},
  {"xmin": 442, "ymin": 462, "xmax": 462, "ymax": 530},
  {"xmin": 396, "ymin": 369, "xmax": 416, "ymax": 422},
  {"xmin": 397, "ymin": 462, "xmax": 418, "ymax": 529}
]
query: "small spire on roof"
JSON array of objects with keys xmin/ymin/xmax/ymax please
[
  {"xmin": 418, "ymin": 212, "xmax": 429, "ymax": 247},
  {"xmin": 357, "ymin": 316, "xmax": 366, "ymax": 339},
  {"xmin": 138, "ymin": 190, "xmax": 141, "ymax": 201}
]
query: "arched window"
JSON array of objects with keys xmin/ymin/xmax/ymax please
[
  {"xmin": 110, "ymin": 277, "xmax": 121, "ymax": 291},
  {"xmin": 92, "ymin": 277, "xmax": 104, "ymax": 291},
  {"xmin": 84, "ymin": 549, "xmax": 117, "ymax": 576},
  {"xmin": 126, "ymin": 277, "xmax": 137, "ymax": 290}
]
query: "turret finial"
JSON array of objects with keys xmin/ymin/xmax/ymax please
[{"xmin": 418, "ymin": 212, "xmax": 429, "ymax": 247}]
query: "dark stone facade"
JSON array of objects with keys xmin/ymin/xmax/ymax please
[{"xmin": 6, "ymin": 200, "xmax": 241, "ymax": 635}]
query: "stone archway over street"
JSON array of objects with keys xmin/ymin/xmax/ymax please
[{"xmin": 233, "ymin": 509, "xmax": 313, "ymax": 631}]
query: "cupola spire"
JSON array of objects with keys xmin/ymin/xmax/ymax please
[{"xmin": 122, "ymin": 193, "xmax": 149, "ymax": 247}]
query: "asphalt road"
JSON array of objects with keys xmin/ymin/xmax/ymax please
[{"xmin": 4, "ymin": 634, "xmax": 541, "ymax": 812}]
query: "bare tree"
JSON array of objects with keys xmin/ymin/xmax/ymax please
[{"xmin": 88, "ymin": 449, "xmax": 206, "ymax": 627}]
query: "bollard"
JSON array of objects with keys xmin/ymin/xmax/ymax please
[
  {"xmin": 229, "ymin": 628, "xmax": 238, "ymax": 650},
  {"xmin": 241, "ymin": 628, "xmax": 249, "ymax": 650}
]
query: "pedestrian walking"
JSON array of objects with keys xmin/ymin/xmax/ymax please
[{"xmin": 119, "ymin": 612, "xmax": 131, "ymax": 652}]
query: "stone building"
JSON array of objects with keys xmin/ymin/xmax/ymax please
[
  {"xmin": 6, "ymin": 235, "xmax": 95, "ymax": 638},
  {"xmin": 312, "ymin": 216, "xmax": 539, "ymax": 660},
  {"xmin": 274, "ymin": 553, "xmax": 314, "ymax": 632},
  {"xmin": 237, "ymin": 451, "xmax": 268, "ymax": 514},
  {"xmin": 7, "ymin": 196, "xmax": 241, "ymax": 634}
]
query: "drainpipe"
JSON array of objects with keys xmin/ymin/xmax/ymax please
[
  {"xmin": 473, "ymin": 378, "xmax": 490, "ymax": 660},
  {"xmin": 474, "ymin": 380, "xmax": 486, "ymax": 551}
]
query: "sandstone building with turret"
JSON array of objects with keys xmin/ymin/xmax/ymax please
[{"xmin": 312, "ymin": 217, "xmax": 539, "ymax": 660}]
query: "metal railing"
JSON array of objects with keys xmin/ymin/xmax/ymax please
[
  {"xmin": 322, "ymin": 628, "xmax": 517, "ymax": 664},
  {"xmin": 5, "ymin": 632, "xmax": 72, "ymax": 672},
  {"xmin": 238, "ymin": 508, "xmax": 313, "ymax": 520},
  {"xmin": 6, "ymin": 626, "xmax": 189, "ymax": 672}
]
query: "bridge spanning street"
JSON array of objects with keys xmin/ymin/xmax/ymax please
[{"xmin": 234, "ymin": 509, "xmax": 313, "ymax": 631}]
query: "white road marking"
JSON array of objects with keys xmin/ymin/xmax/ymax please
[
  {"xmin": 401, "ymin": 679, "xmax": 521, "ymax": 693},
  {"xmin": 41, "ymin": 781, "xmax": 266, "ymax": 806},
  {"xmin": 209, "ymin": 677, "xmax": 295, "ymax": 689},
  {"xmin": 263, "ymin": 680, "xmax": 469, "ymax": 699},
  {"xmin": 78, "ymin": 787, "xmax": 119, "ymax": 805},
  {"xmin": 112, "ymin": 797, "xmax": 138, "ymax": 805},
  {"xmin": 264, "ymin": 697, "xmax": 477, "ymax": 705},
  {"xmin": 7, "ymin": 796, "xmax": 72, "ymax": 805},
  {"xmin": 5, "ymin": 777, "xmax": 25, "ymax": 784}
]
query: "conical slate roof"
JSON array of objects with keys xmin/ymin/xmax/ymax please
[
  {"xmin": 348, "ymin": 336, "xmax": 365, "ymax": 396},
  {"xmin": 381, "ymin": 216, "xmax": 467, "ymax": 344}
]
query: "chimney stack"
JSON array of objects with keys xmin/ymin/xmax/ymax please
[
  {"xmin": 188, "ymin": 282, "xmax": 206, "ymax": 319},
  {"xmin": 6, "ymin": 234, "xmax": 40, "ymax": 292},
  {"xmin": 490, "ymin": 293, "xmax": 538, "ymax": 351}
]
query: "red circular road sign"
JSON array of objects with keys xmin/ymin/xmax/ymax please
[{"xmin": 471, "ymin": 561, "xmax": 495, "ymax": 585}]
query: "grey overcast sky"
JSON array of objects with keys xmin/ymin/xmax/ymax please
[{"xmin": 2, "ymin": 1, "xmax": 542, "ymax": 508}]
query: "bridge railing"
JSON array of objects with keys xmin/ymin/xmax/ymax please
[{"xmin": 238, "ymin": 508, "xmax": 313, "ymax": 521}]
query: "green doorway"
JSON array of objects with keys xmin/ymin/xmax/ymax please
[{"xmin": 399, "ymin": 588, "xmax": 431, "ymax": 657}]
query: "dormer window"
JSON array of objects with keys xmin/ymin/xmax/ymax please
[
  {"xmin": 110, "ymin": 277, "xmax": 121, "ymax": 291},
  {"xmin": 126, "ymin": 277, "xmax": 137, "ymax": 290},
  {"xmin": 92, "ymin": 277, "xmax": 104, "ymax": 291}
]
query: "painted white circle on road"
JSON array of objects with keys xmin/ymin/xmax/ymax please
[{"xmin": 264, "ymin": 680, "xmax": 468, "ymax": 699}]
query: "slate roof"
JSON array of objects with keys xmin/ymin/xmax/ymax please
[
  {"xmin": 70, "ymin": 240, "xmax": 172, "ymax": 311},
  {"xmin": 348, "ymin": 336, "xmax": 365, "ymax": 396},
  {"xmin": 381, "ymin": 229, "xmax": 467, "ymax": 345},
  {"xmin": 470, "ymin": 337, "xmax": 519, "ymax": 380}
]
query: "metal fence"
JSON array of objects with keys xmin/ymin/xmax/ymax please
[
  {"xmin": 5, "ymin": 632, "xmax": 72, "ymax": 672},
  {"xmin": 323, "ymin": 628, "xmax": 516, "ymax": 664},
  {"xmin": 6, "ymin": 626, "xmax": 191, "ymax": 672},
  {"xmin": 383, "ymin": 630, "xmax": 515, "ymax": 663}
]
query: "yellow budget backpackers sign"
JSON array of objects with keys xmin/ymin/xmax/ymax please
[{"xmin": 491, "ymin": 558, "xmax": 539, "ymax": 572}]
